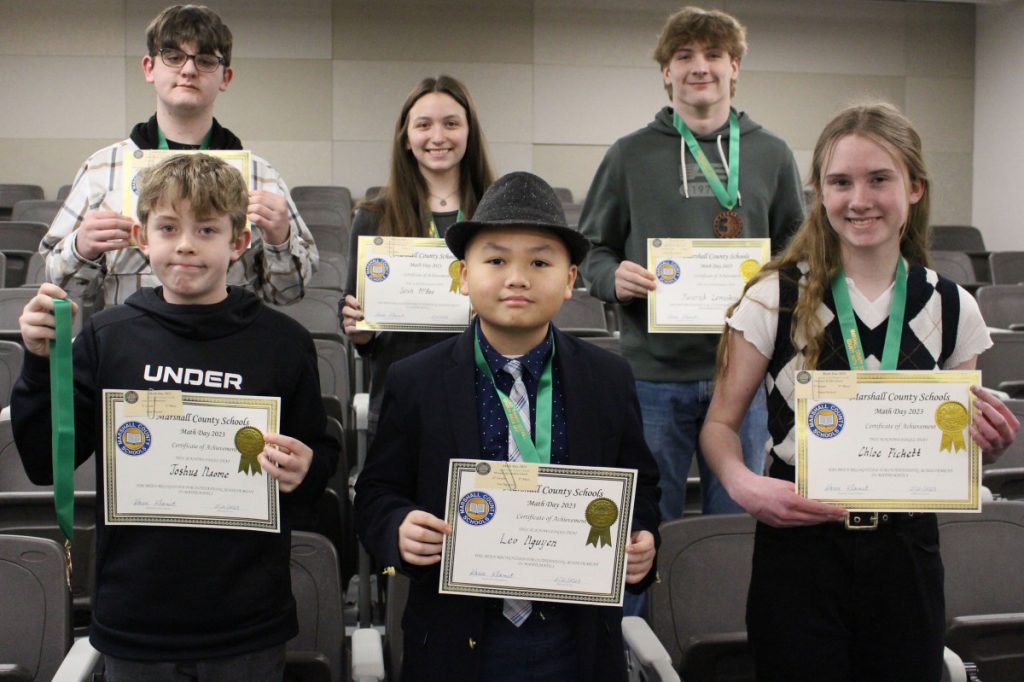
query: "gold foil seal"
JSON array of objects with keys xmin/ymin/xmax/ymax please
[
  {"xmin": 935, "ymin": 401, "xmax": 969, "ymax": 453},
  {"xmin": 449, "ymin": 260, "xmax": 461, "ymax": 293},
  {"xmin": 585, "ymin": 498, "xmax": 619, "ymax": 548},
  {"xmin": 739, "ymin": 258, "xmax": 761, "ymax": 282},
  {"xmin": 235, "ymin": 426, "xmax": 265, "ymax": 475}
]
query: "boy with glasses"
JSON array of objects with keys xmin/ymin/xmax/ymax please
[{"xmin": 40, "ymin": 4, "xmax": 317, "ymax": 308}]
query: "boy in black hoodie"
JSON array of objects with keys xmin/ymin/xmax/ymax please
[{"xmin": 14, "ymin": 154, "xmax": 336, "ymax": 680}]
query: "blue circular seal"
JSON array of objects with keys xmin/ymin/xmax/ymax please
[
  {"xmin": 655, "ymin": 259, "xmax": 681, "ymax": 284},
  {"xmin": 808, "ymin": 403, "xmax": 844, "ymax": 439},
  {"xmin": 365, "ymin": 258, "xmax": 390, "ymax": 282},
  {"xmin": 116, "ymin": 421, "xmax": 152, "ymax": 456},
  {"xmin": 458, "ymin": 491, "xmax": 496, "ymax": 526},
  {"xmin": 131, "ymin": 174, "xmax": 139, "ymax": 195}
]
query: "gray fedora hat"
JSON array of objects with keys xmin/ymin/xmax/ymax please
[{"xmin": 445, "ymin": 171, "xmax": 591, "ymax": 265}]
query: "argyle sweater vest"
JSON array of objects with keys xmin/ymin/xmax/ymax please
[{"xmin": 765, "ymin": 262, "xmax": 962, "ymax": 481}]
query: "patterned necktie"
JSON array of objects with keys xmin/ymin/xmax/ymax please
[{"xmin": 501, "ymin": 359, "xmax": 533, "ymax": 627}]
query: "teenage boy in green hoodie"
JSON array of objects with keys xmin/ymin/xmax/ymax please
[{"xmin": 579, "ymin": 6, "xmax": 804, "ymax": 522}]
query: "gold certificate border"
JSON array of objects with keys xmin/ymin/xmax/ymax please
[
  {"xmin": 440, "ymin": 460, "xmax": 636, "ymax": 605},
  {"xmin": 355, "ymin": 236, "xmax": 472, "ymax": 333},
  {"xmin": 123, "ymin": 150, "xmax": 254, "ymax": 238},
  {"xmin": 795, "ymin": 370, "xmax": 981, "ymax": 511},
  {"xmin": 647, "ymin": 237, "xmax": 771, "ymax": 334},
  {"xmin": 102, "ymin": 390, "xmax": 280, "ymax": 531}
]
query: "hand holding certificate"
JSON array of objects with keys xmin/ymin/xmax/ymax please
[
  {"xmin": 103, "ymin": 390, "xmax": 281, "ymax": 532},
  {"xmin": 795, "ymin": 370, "xmax": 982, "ymax": 512},
  {"xmin": 356, "ymin": 236, "xmax": 472, "ymax": 332},
  {"xmin": 647, "ymin": 237, "xmax": 769, "ymax": 333},
  {"xmin": 439, "ymin": 460, "xmax": 637, "ymax": 606}
]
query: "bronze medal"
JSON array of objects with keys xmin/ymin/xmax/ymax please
[{"xmin": 713, "ymin": 210, "xmax": 743, "ymax": 238}]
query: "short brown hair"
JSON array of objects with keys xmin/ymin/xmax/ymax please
[
  {"xmin": 146, "ymin": 4, "xmax": 233, "ymax": 66},
  {"xmin": 654, "ymin": 6, "xmax": 748, "ymax": 98},
  {"xmin": 136, "ymin": 154, "xmax": 248, "ymax": 240}
]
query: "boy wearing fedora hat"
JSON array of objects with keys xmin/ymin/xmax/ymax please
[{"xmin": 355, "ymin": 171, "xmax": 661, "ymax": 682}]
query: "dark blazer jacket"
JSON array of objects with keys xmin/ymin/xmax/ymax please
[{"xmin": 354, "ymin": 324, "xmax": 661, "ymax": 682}]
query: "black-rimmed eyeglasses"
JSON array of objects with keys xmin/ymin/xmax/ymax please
[{"xmin": 157, "ymin": 47, "xmax": 225, "ymax": 73}]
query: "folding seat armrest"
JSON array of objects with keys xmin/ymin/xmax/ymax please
[{"xmin": 621, "ymin": 616, "xmax": 679, "ymax": 682}]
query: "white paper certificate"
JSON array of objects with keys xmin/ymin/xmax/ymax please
[
  {"xmin": 795, "ymin": 370, "xmax": 981, "ymax": 512},
  {"xmin": 102, "ymin": 390, "xmax": 281, "ymax": 532},
  {"xmin": 356, "ymin": 235, "xmax": 472, "ymax": 332},
  {"xmin": 439, "ymin": 460, "xmax": 637, "ymax": 606},
  {"xmin": 647, "ymin": 237, "xmax": 770, "ymax": 333},
  {"xmin": 122, "ymin": 149, "xmax": 253, "ymax": 241}
]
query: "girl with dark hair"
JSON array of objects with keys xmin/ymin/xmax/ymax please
[{"xmin": 342, "ymin": 75, "xmax": 495, "ymax": 436}]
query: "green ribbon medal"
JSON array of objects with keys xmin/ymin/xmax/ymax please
[
  {"xmin": 156, "ymin": 125, "xmax": 214, "ymax": 150},
  {"xmin": 830, "ymin": 257, "xmax": 908, "ymax": 371},
  {"xmin": 673, "ymin": 110, "xmax": 742, "ymax": 241},
  {"xmin": 49, "ymin": 297, "xmax": 75, "ymax": 578},
  {"xmin": 428, "ymin": 209, "xmax": 465, "ymax": 239},
  {"xmin": 473, "ymin": 331, "xmax": 555, "ymax": 464}
]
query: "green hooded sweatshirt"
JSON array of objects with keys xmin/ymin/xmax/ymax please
[{"xmin": 579, "ymin": 106, "xmax": 804, "ymax": 382}]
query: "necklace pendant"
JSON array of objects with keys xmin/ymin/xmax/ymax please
[
  {"xmin": 439, "ymin": 199, "xmax": 447, "ymax": 207},
  {"xmin": 713, "ymin": 210, "xmax": 743, "ymax": 238}
]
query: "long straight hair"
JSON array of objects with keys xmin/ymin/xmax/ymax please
[
  {"xmin": 361, "ymin": 75, "xmax": 495, "ymax": 238},
  {"xmin": 716, "ymin": 102, "xmax": 931, "ymax": 374}
]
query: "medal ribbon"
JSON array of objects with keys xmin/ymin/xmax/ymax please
[
  {"xmin": 673, "ymin": 110, "xmax": 740, "ymax": 210},
  {"xmin": 428, "ymin": 209, "xmax": 465, "ymax": 239},
  {"xmin": 473, "ymin": 331, "xmax": 555, "ymax": 464},
  {"xmin": 157, "ymin": 125, "xmax": 214, "ymax": 150},
  {"xmin": 49, "ymin": 298, "xmax": 75, "ymax": 547},
  {"xmin": 831, "ymin": 257, "xmax": 908, "ymax": 371}
]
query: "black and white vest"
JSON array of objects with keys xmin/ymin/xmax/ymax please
[{"xmin": 765, "ymin": 261, "xmax": 962, "ymax": 482}]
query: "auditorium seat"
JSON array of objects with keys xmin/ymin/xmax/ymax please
[
  {"xmin": 562, "ymin": 202, "xmax": 583, "ymax": 228},
  {"xmin": 291, "ymin": 186, "xmax": 353, "ymax": 218},
  {"xmin": 267, "ymin": 288, "xmax": 342, "ymax": 342},
  {"xmin": 930, "ymin": 225, "xmax": 991, "ymax": 282},
  {"xmin": 988, "ymin": 251, "xmax": 1024, "ymax": 285},
  {"xmin": 297, "ymin": 201, "xmax": 352, "ymax": 233},
  {"xmin": 938, "ymin": 501, "xmax": 1024, "ymax": 682},
  {"xmin": 553, "ymin": 288, "xmax": 610, "ymax": 337},
  {"xmin": 977, "ymin": 285, "xmax": 1024, "ymax": 331},
  {"xmin": 929, "ymin": 250, "xmax": 986, "ymax": 295},
  {"xmin": 23, "ymin": 252, "xmax": 44, "ymax": 288},
  {"xmin": 551, "ymin": 187, "xmax": 574, "ymax": 204},
  {"xmin": 309, "ymin": 223, "xmax": 349, "ymax": 257},
  {"xmin": 0, "ymin": 221, "xmax": 48, "ymax": 287},
  {"xmin": 0, "ymin": 535, "xmax": 72, "ymax": 680},
  {"xmin": 0, "ymin": 185, "xmax": 45, "ymax": 221},
  {"xmin": 363, "ymin": 186, "xmax": 383, "ymax": 201},
  {"xmin": 978, "ymin": 331, "xmax": 1024, "ymax": 398},
  {"xmin": 11, "ymin": 200, "xmax": 61, "ymax": 226},
  {"xmin": 0, "ymin": 340, "xmax": 23, "ymax": 410},
  {"xmin": 309, "ymin": 252, "xmax": 347, "ymax": 292},
  {"xmin": 0, "ymin": 288, "xmax": 82, "ymax": 342},
  {"xmin": 287, "ymin": 531, "xmax": 345, "ymax": 682},
  {"xmin": 56, "ymin": 185, "xmax": 72, "ymax": 203}
]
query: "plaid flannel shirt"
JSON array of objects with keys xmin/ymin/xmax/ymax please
[{"xmin": 41, "ymin": 137, "xmax": 318, "ymax": 306}]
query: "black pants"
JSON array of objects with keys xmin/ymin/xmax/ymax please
[{"xmin": 746, "ymin": 515, "xmax": 945, "ymax": 682}]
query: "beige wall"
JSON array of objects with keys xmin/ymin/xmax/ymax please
[
  {"xmin": 974, "ymin": 0, "xmax": 1023, "ymax": 251},
  {"xmin": 0, "ymin": 0, "xmax": 974, "ymax": 223}
]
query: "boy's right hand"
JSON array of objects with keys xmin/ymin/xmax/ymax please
[
  {"xmin": 614, "ymin": 260, "xmax": 657, "ymax": 302},
  {"xmin": 398, "ymin": 510, "xmax": 451, "ymax": 566},
  {"xmin": 341, "ymin": 294, "xmax": 374, "ymax": 345},
  {"xmin": 20, "ymin": 284, "xmax": 78, "ymax": 358},
  {"xmin": 74, "ymin": 210, "xmax": 135, "ymax": 261}
]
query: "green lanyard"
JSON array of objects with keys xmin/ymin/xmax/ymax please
[
  {"xmin": 830, "ymin": 257, "xmax": 908, "ymax": 371},
  {"xmin": 428, "ymin": 209, "xmax": 465, "ymax": 239},
  {"xmin": 673, "ymin": 110, "xmax": 740, "ymax": 210},
  {"xmin": 49, "ymin": 298, "xmax": 75, "ymax": 548},
  {"xmin": 473, "ymin": 331, "xmax": 555, "ymax": 464},
  {"xmin": 157, "ymin": 125, "xmax": 214, "ymax": 150}
]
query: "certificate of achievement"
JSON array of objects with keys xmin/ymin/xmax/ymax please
[
  {"xmin": 795, "ymin": 370, "xmax": 981, "ymax": 512},
  {"xmin": 647, "ymin": 237, "xmax": 770, "ymax": 333},
  {"xmin": 102, "ymin": 389, "xmax": 281, "ymax": 532},
  {"xmin": 355, "ymin": 235, "xmax": 472, "ymax": 333},
  {"xmin": 439, "ymin": 460, "xmax": 636, "ymax": 606},
  {"xmin": 122, "ymin": 149, "xmax": 253, "ymax": 242}
]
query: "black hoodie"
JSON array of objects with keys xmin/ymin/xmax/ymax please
[{"xmin": 12, "ymin": 287, "xmax": 337, "ymax": 660}]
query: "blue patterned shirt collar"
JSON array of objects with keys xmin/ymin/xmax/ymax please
[{"xmin": 474, "ymin": 320, "xmax": 554, "ymax": 381}]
